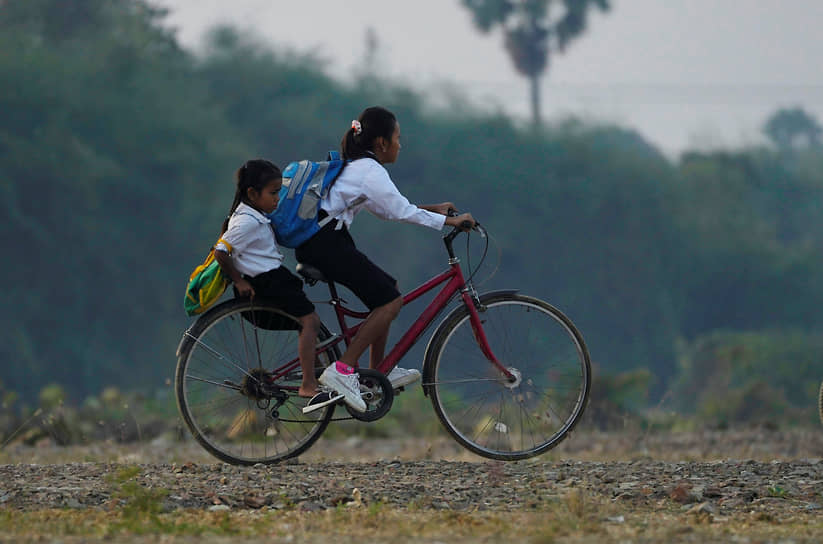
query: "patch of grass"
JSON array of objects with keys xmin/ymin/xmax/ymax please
[
  {"xmin": 276, "ymin": 491, "xmax": 296, "ymax": 510},
  {"xmin": 0, "ymin": 500, "xmax": 822, "ymax": 542},
  {"xmin": 104, "ymin": 465, "xmax": 174, "ymax": 534},
  {"xmin": 766, "ymin": 485, "xmax": 788, "ymax": 498},
  {"xmin": 367, "ymin": 499, "xmax": 386, "ymax": 517}
]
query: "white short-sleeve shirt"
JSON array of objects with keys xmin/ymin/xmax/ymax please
[
  {"xmin": 320, "ymin": 158, "xmax": 446, "ymax": 230},
  {"xmin": 215, "ymin": 202, "xmax": 283, "ymax": 277}
]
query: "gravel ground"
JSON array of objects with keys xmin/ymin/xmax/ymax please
[
  {"xmin": 1, "ymin": 457, "xmax": 822, "ymax": 516},
  {"xmin": 1, "ymin": 429, "xmax": 822, "ymax": 516}
]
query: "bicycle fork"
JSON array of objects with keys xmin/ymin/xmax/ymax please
[{"xmin": 460, "ymin": 286, "xmax": 516, "ymax": 383}]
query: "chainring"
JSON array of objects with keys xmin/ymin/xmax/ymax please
[{"xmin": 345, "ymin": 368, "xmax": 394, "ymax": 422}]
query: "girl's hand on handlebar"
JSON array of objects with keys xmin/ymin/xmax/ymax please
[{"xmin": 445, "ymin": 212, "xmax": 476, "ymax": 231}]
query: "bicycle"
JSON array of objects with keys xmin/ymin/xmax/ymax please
[{"xmin": 175, "ymin": 218, "xmax": 591, "ymax": 464}]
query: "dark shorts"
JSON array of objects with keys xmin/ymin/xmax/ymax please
[
  {"xmin": 244, "ymin": 267, "xmax": 315, "ymax": 317},
  {"xmin": 295, "ymin": 221, "xmax": 400, "ymax": 311}
]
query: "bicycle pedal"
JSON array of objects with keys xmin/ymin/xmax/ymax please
[{"xmin": 302, "ymin": 391, "xmax": 344, "ymax": 414}]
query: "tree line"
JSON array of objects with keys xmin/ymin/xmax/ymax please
[{"xmin": 2, "ymin": 0, "xmax": 822, "ymax": 424}]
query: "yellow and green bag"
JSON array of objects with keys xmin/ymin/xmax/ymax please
[{"xmin": 184, "ymin": 239, "xmax": 232, "ymax": 316}]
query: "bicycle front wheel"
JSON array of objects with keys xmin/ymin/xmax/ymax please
[
  {"xmin": 175, "ymin": 298, "xmax": 340, "ymax": 465},
  {"xmin": 424, "ymin": 292, "xmax": 591, "ymax": 461}
]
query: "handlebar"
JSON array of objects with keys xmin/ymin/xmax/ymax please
[
  {"xmin": 446, "ymin": 208, "xmax": 485, "ymax": 235},
  {"xmin": 444, "ymin": 208, "xmax": 486, "ymax": 259}
]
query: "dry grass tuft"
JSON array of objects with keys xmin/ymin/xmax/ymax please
[{"xmin": 1, "ymin": 503, "xmax": 821, "ymax": 543}]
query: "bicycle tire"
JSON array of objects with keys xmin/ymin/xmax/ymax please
[
  {"xmin": 175, "ymin": 298, "xmax": 340, "ymax": 465},
  {"xmin": 423, "ymin": 292, "xmax": 591, "ymax": 461}
]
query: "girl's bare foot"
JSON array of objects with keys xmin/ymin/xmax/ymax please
[{"xmin": 299, "ymin": 384, "xmax": 320, "ymax": 398}]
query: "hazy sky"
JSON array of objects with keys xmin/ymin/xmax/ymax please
[{"xmin": 155, "ymin": 0, "xmax": 823, "ymax": 155}]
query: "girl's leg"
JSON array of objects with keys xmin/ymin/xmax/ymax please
[
  {"xmin": 297, "ymin": 223, "xmax": 401, "ymax": 369},
  {"xmin": 369, "ymin": 326, "xmax": 390, "ymax": 370},
  {"xmin": 339, "ymin": 296, "xmax": 402, "ymax": 368},
  {"xmin": 369, "ymin": 280, "xmax": 399, "ymax": 369},
  {"xmin": 297, "ymin": 313, "xmax": 321, "ymax": 397}
]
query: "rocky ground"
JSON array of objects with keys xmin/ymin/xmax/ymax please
[{"xmin": 1, "ymin": 429, "xmax": 822, "ymax": 518}]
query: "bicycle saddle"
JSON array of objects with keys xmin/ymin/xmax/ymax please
[{"xmin": 295, "ymin": 263, "xmax": 327, "ymax": 285}]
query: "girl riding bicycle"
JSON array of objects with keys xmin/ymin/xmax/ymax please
[
  {"xmin": 214, "ymin": 159, "xmax": 349, "ymax": 407},
  {"xmin": 177, "ymin": 141, "xmax": 591, "ymax": 465},
  {"xmin": 296, "ymin": 106, "xmax": 475, "ymax": 401}
]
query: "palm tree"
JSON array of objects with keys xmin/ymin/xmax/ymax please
[
  {"xmin": 763, "ymin": 107, "xmax": 822, "ymax": 150},
  {"xmin": 460, "ymin": 0, "xmax": 610, "ymax": 125}
]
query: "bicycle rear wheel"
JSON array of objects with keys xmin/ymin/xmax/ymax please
[
  {"xmin": 423, "ymin": 292, "xmax": 591, "ymax": 461},
  {"xmin": 175, "ymin": 298, "xmax": 339, "ymax": 465}
]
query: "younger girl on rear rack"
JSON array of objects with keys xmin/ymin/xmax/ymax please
[{"xmin": 214, "ymin": 159, "xmax": 364, "ymax": 412}]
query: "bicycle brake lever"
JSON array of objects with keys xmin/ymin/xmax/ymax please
[{"xmin": 461, "ymin": 219, "xmax": 486, "ymax": 239}]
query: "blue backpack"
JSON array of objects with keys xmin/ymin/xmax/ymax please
[{"xmin": 269, "ymin": 151, "xmax": 346, "ymax": 248}]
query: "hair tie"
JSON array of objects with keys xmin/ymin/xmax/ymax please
[{"xmin": 351, "ymin": 120, "xmax": 362, "ymax": 136}]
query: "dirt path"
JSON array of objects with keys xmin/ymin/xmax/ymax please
[
  {"xmin": 0, "ymin": 457, "xmax": 822, "ymax": 516},
  {"xmin": 1, "ymin": 430, "xmax": 822, "ymax": 517}
]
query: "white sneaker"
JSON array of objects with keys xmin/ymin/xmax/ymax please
[
  {"xmin": 318, "ymin": 362, "xmax": 367, "ymax": 412},
  {"xmin": 387, "ymin": 367, "xmax": 421, "ymax": 388}
]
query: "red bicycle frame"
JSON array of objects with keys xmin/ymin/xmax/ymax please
[
  {"xmin": 270, "ymin": 226, "xmax": 514, "ymax": 385},
  {"xmin": 332, "ymin": 260, "xmax": 509, "ymax": 376}
]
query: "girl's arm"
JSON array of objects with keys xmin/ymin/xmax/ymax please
[
  {"xmin": 360, "ymin": 168, "xmax": 445, "ymax": 229},
  {"xmin": 419, "ymin": 202, "xmax": 455, "ymax": 215},
  {"xmin": 421, "ymin": 202, "xmax": 476, "ymax": 230},
  {"xmin": 214, "ymin": 249, "xmax": 255, "ymax": 298}
]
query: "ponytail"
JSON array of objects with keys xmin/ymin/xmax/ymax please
[
  {"xmin": 341, "ymin": 106, "xmax": 397, "ymax": 161},
  {"xmin": 221, "ymin": 159, "xmax": 282, "ymax": 234},
  {"xmin": 221, "ymin": 169, "xmax": 244, "ymax": 234}
]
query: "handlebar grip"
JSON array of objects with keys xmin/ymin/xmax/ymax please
[{"xmin": 447, "ymin": 208, "xmax": 484, "ymax": 237}]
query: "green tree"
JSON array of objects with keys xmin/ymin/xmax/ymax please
[
  {"xmin": 6, "ymin": 0, "xmax": 823, "ymax": 421},
  {"xmin": 459, "ymin": 0, "xmax": 610, "ymax": 125},
  {"xmin": 0, "ymin": 0, "xmax": 244, "ymax": 399},
  {"xmin": 674, "ymin": 330, "xmax": 823, "ymax": 425},
  {"xmin": 763, "ymin": 107, "xmax": 822, "ymax": 150}
]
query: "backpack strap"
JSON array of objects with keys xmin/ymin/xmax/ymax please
[
  {"xmin": 317, "ymin": 195, "xmax": 368, "ymax": 229},
  {"xmin": 316, "ymin": 150, "xmax": 353, "ymax": 228},
  {"xmin": 321, "ymin": 151, "xmax": 348, "ymax": 197}
]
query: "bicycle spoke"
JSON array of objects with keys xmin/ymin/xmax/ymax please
[
  {"xmin": 422, "ymin": 377, "xmax": 507, "ymax": 386},
  {"xmin": 176, "ymin": 299, "xmax": 338, "ymax": 465},
  {"xmin": 185, "ymin": 374, "xmax": 243, "ymax": 391},
  {"xmin": 184, "ymin": 331, "xmax": 259, "ymax": 383}
]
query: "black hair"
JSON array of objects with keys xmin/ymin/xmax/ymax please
[
  {"xmin": 341, "ymin": 106, "xmax": 398, "ymax": 161},
  {"xmin": 222, "ymin": 159, "xmax": 282, "ymax": 233}
]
